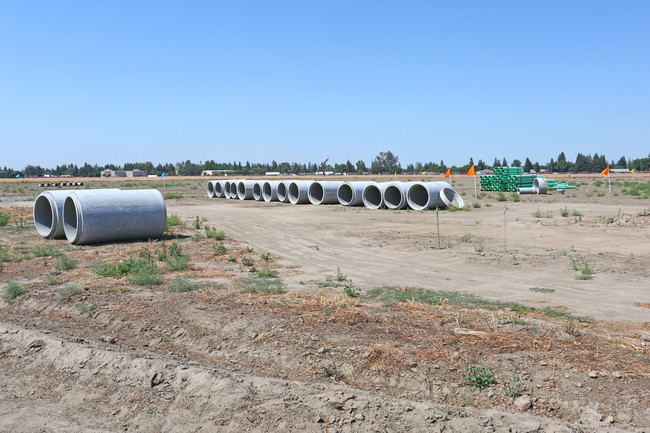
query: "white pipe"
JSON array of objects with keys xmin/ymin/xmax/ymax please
[
  {"xmin": 384, "ymin": 182, "xmax": 418, "ymax": 210},
  {"xmin": 223, "ymin": 181, "xmax": 232, "ymax": 199},
  {"xmin": 229, "ymin": 180, "xmax": 239, "ymax": 199},
  {"xmin": 337, "ymin": 181, "xmax": 376, "ymax": 206},
  {"xmin": 206, "ymin": 181, "xmax": 216, "ymax": 198},
  {"xmin": 214, "ymin": 180, "xmax": 226, "ymax": 198},
  {"xmin": 407, "ymin": 182, "xmax": 464, "ymax": 210},
  {"xmin": 288, "ymin": 180, "xmax": 314, "ymax": 204},
  {"xmin": 517, "ymin": 187, "xmax": 536, "ymax": 195},
  {"xmin": 533, "ymin": 178, "xmax": 548, "ymax": 195},
  {"xmin": 262, "ymin": 180, "xmax": 283, "ymax": 202},
  {"xmin": 362, "ymin": 183, "xmax": 391, "ymax": 209},
  {"xmin": 277, "ymin": 181, "xmax": 291, "ymax": 203},
  {"xmin": 308, "ymin": 181, "xmax": 345, "ymax": 205},
  {"xmin": 237, "ymin": 180, "xmax": 256, "ymax": 200}
]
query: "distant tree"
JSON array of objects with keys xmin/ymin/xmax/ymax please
[
  {"xmin": 523, "ymin": 158, "xmax": 533, "ymax": 172},
  {"xmin": 616, "ymin": 156, "xmax": 627, "ymax": 168},
  {"xmin": 371, "ymin": 151, "xmax": 400, "ymax": 174},
  {"xmin": 406, "ymin": 163, "xmax": 415, "ymax": 172},
  {"xmin": 345, "ymin": 160, "xmax": 355, "ymax": 173},
  {"xmin": 477, "ymin": 160, "xmax": 486, "ymax": 170},
  {"xmin": 502, "ymin": 157, "xmax": 508, "ymax": 167},
  {"xmin": 469, "ymin": 157, "xmax": 474, "ymax": 167},
  {"xmin": 355, "ymin": 160, "xmax": 367, "ymax": 172},
  {"xmin": 557, "ymin": 152, "xmax": 566, "ymax": 162},
  {"xmin": 533, "ymin": 162, "xmax": 540, "ymax": 172},
  {"xmin": 493, "ymin": 158, "xmax": 501, "ymax": 168},
  {"xmin": 547, "ymin": 158, "xmax": 554, "ymax": 172},
  {"xmin": 512, "ymin": 159, "xmax": 522, "ymax": 167}
]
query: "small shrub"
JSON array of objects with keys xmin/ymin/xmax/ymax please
[
  {"xmin": 205, "ymin": 226, "xmax": 226, "ymax": 240},
  {"xmin": 169, "ymin": 242, "xmax": 182, "ymax": 258},
  {"xmin": 529, "ymin": 287, "xmax": 554, "ymax": 293},
  {"xmin": 103, "ymin": 287, "xmax": 129, "ymax": 294},
  {"xmin": 58, "ymin": 285, "xmax": 79, "ymax": 302},
  {"xmin": 246, "ymin": 246, "xmax": 254, "ymax": 253},
  {"xmin": 335, "ymin": 266, "xmax": 347, "ymax": 282},
  {"xmin": 128, "ymin": 264, "xmax": 163, "ymax": 286},
  {"xmin": 471, "ymin": 202, "xmax": 481, "ymax": 208},
  {"xmin": 191, "ymin": 233, "xmax": 205, "ymax": 242},
  {"xmin": 33, "ymin": 244, "xmax": 59, "ymax": 257},
  {"xmin": 571, "ymin": 210, "xmax": 583, "ymax": 217},
  {"xmin": 560, "ymin": 207, "xmax": 570, "ymax": 217},
  {"xmin": 241, "ymin": 256, "xmax": 254, "ymax": 266},
  {"xmin": 165, "ymin": 214, "xmax": 184, "ymax": 231},
  {"xmin": 474, "ymin": 244, "xmax": 484, "ymax": 253},
  {"xmin": 2, "ymin": 281, "xmax": 26, "ymax": 303},
  {"xmin": 510, "ymin": 193, "xmax": 520, "ymax": 202},
  {"xmin": 163, "ymin": 193, "xmax": 183, "ymax": 200},
  {"xmin": 166, "ymin": 255, "xmax": 191, "ymax": 272},
  {"xmin": 192, "ymin": 216, "xmax": 202, "ymax": 229},
  {"xmin": 98, "ymin": 256, "xmax": 151, "ymax": 277},
  {"xmin": 254, "ymin": 268, "xmax": 279, "ymax": 278},
  {"xmin": 496, "ymin": 192, "xmax": 507, "ymax": 202},
  {"xmin": 45, "ymin": 274, "xmax": 61, "ymax": 286},
  {"xmin": 168, "ymin": 275, "xmax": 200, "ymax": 292},
  {"xmin": 460, "ymin": 233, "xmax": 471, "ymax": 243},
  {"xmin": 240, "ymin": 274, "xmax": 286, "ymax": 294},
  {"xmin": 569, "ymin": 255, "xmax": 594, "ymax": 280},
  {"xmin": 502, "ymin": 367, "xmax": 524, "ymax": 399},
  {"xmin": 156, "ymin": 243, "xmax": 168, "ymax": 261},
  {"xmin": 318, "ymin": 363, "xmax": 338, "ymax": 379},
  {"xmin": 0, "ymin": 213, "xmax": 10, "ymax": 226},
  {"xmin": 483, "ymin": 203, "xmax": 492, "ymax": 207},
  {"xmin": 462, "ymin": 363, "xmax": 494, "ymax": 389},
  {"xmin": 55, "ymin": 254, "xmax": 78, "ymax": 271},
  {"xmin": 531, "ymin": 209, "xmax": 553, "ymax": 218},
  {"xmin": 261, "ymin": 253, "xmax": 271, "ymax": 261},
  {"xmin": 564, "ymin": 318, "xmax": 581, "ymax": 336},
  {"xmin": 227, "ymin": 256, "xmax": 237, "ymax": 262},
  {"xmin": 343, "ymin": 281, "xmax": 361, "ymax": 298},
  {"xmin": 78, "ymin": 302, "xmax": 97, "ymax": 317},
  {"xmin": 213, "ymin": 242, "xmax": 227, "ymax": 255}
]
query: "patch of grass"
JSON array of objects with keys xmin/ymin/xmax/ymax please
[
  {"xmin": 55, "ymin": 254, "xmax": 78, "ymax": 271},
  {"xmin": 2, "ymin": 281, "xmax": 26, "ymax": 303},
  {"xmin": 32, "ymin": 244, "xmax": 60, "ymax": 257},
  {"xmin": 471, "ymin": 202, "xmax": 481, "ymax": 208},
  {"xmin": 58, "ymin": 285, "xmax": 79, "ymax": 302},
  {"xmin": 560, "ymin": 207, "xmax": 570, "ymax": 217},
  {"xmin": 163, "ymin": 193, "xmax": 183, "ymax": 200},
  {"xmin": 204, "ymin": 226, "xmax": 226, "ymax": 240},
  {"xmin": 510, "ymin": 192, "xmax": 520, "ymax": 202},
  {"xmin": 593, "ymin": 180, "xmax": 604, "ymax": 187},
  {"xmin": 531, "ymin": 209, "xmax": 553, "ymax": 218},
  {"xmin": 343, "ymin": 281, "xmax": 361, "ymax": 298},
  {"xmin": 483, "ymin": 203, "xmax": 492, "ymax": 207},
  {"xmin": 569, "ymin": 255, "xmax": 594, "ymax": 280},
  {"xmin": 254, "ymin": 268, "xmax": 279, "ymax": 278},
  {"xmin": 461, "ymin": 363, "xmax": 494, "ymax": 389},
  {"xmin": 78, "ymin": 302, "xmax": 97, "ymax": 318},
  {"xmin": 571, "ymin": 210, "xmax": 583, "ymax": 217},
  {"xmin": 168, "ymin": 275, "xmax": 201, "ymax": 292},
  {"xmin": 564, "ymin": 318, "xmax": 581, "ymax": 336},
  {"xmin": 240, "ymin": 274, "xmax": 286, "ymax": 294},
  {"xmin": 213, "ymin": 242, "xmax": 227, "ymax": 255},
  {"xmin": 501, "ymin": 367, "xmax": 524, "ymax": 399},
  {"xmin": 261, "ymin": 253, "xmax": 271, "ymax": 261},
  {"xmin": 366, "ymin": 286, "xmax": 591, "ymax": 321},
  {"xmin": 0, "ymin": 214, "xmax": 10, "ymax": 226},
  {"xmin": 103, "ymin": 287, "xmax": 129, "ymax": 294},
  {"xmin": 45, "ymin": 274, "xmax": 61, "ymax": 286},
  {"xmin": 529, "ymin": 287, "xmax": 555, "ymax": 293},
  {"xmin": 165, "ymin": 214, "xmax": 184, "ymax": 231},
  {"xmin": 227, "ymin": 256, "xmax": 237, "ymax": 262},
  {"xmin": 318, "ymin": 363, "xmax": 339, "ymax": 379},
  {"xmin": 98, "ymin": 256, "xmax": 152, "ymax": 277},
  {"xmin": 191, "ymin": 233, "xmax": 205, "ymax": 242},
  {"xmin": 128, "ymin": 264, "xmax": 163, "ymax": 286},
  {"xmin": 460, "ymin": 232, "xmax": 471, "ymax": 243},
  {"xmin": 241, "ymin": 256, "xmax": 254, "ymax": 266},
  {"xmin": 496, "ymin": 192, "xmax": 507, "ymax": 202},
  {"xmin": 474, "ymin": 244, "xmax": 484, "ymax": 253},
  {"xmin": 166, "ymin": 255, "xmax": 191, "ymax": 272},
  {"xmin": 192, "ymin": 216, "xmax": 202, "ymax": 229}
]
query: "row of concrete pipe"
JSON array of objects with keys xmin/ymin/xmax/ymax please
[
  {"xmin": 206, "ymin": 180, "xmax": 465, "ymax": 210},
  {"xmin": 33, "ymin": 189, "xmax": 167, "ymax": 245},
  {"xmin": 38, "ymin": 182, "xmax": 84, "ymax": 187}
]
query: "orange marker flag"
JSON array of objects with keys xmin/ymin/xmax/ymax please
[
  {"xmin": 467, "ymin": 165, "xmax": 475, "ymax": 176},
  {"xmin": 602, "ymin": 165, "xmax": 610, "ymax": 175},
  {"xmin": 444, "ymin": 168, "xmax": 451, "ymax": 178}
]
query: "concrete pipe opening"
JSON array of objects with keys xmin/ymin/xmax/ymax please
[
  {"xmin": 383, "ymin": 183, "xmax": 406, "ymax": 210},
  {"xmin": 262, "ymin": 181, "xmax": 282, "ymax": 202},
  {"xmin": 206, "ymin": 181, "xmax": 215, "ymax": 198},
  {"xmin": 308, "ymin": 182, "xmax": 324, "ymax": 204},
  {"xmin": 34, "ymin": 194, "xmax": 57, "ymax": 238},
  {"xmin": 237, "ymin": 180, "xmax": 255, "ymax": 200},
  {"xmin": 213, "ymin": 181, "xmax": 224, "ymax": 198},
  {"xmin": 288, "ymin": 181, "xmax": 312, "ymax": 204},
  {"xmin": 440, "ymin": 188, "xmax": 465, "ymax": 209},
  {"xmin": 533, "ymin": 178, "xmax": 548, "ymax": 195},
  {"xmin": 229, "ymin": 181, "xmax": 239, "ymax": 199},
  {"xmin": 362, "ymin": 184, "xmax": 384, "ymax": 209},
  {"xmin": 277, "ymin": 182, "xmax": 288, "ymax": 202},
  {"xmin": 223, "ymin": 181, "xmax": 231, "ymax": 199},
  {"xmin": 253, "ymin": 182, "xmax": 262, "ymax": 200},
  {"xmin": 517, "ymin": 187, "xmax": 536, "ymax": 195},
  {"xmin": 406, "ymin": 183, "xmax": 430, "ymax": 210},
  {"xmin": 309, "ymin": 181, "xmax": 343, "ymax": 205},
  {"xmin": 337, "ymin": 184, "xmax": 354, "ymax": 205}
]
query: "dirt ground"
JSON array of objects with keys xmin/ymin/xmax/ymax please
[{"xmin": 1, "ymin": 175, "xmax": 648, "ymax": 432}]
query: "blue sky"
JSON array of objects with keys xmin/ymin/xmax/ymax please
[{"xmin": 1, "ymin": 1, "xmax": 648, "ymax": 169}]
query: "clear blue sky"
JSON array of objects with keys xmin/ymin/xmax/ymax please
[{"xmin": 1, "ymin": 1, "xmax": 648, "ymax": 169}]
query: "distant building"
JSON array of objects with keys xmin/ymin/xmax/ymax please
[
  {"xmin": 101, "ymin": 169, "xmax": 148, "ymax": 177},
  {"xmin": 201, "ymin": 170, "xmax": 236, "ymax": 176},
  {"xmin": 265, "ymin": 172, "xmax": 281, "ymax": 176}
]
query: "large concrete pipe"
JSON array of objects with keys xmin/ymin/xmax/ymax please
[
  {"xmin": 407, "ymin": 182, "xmax": 465, "ymax": 210},
  {"xmin": 288, "ymin": 181, "xmax": 313, "ymax": 204},
  {"xmin": 517, "ymin": 187, "xmax": 536, "ymax": 195},
  {"xmin": 362, "ymin": 183, "xmax": 391, "ymax": 209},
  {"xmin": 63, "ymin": 189, "xmax": 166, "ymax": 245},
  {"xmin": 252, "ymin": 181, "xmax": 265, "ymax": 201},
  {"xmin": 277, "ymin": 181, "xmax": 291, "ymax": 203},
  {"xmin": 308, "ymin": 181, "xmax": 345, "ymax": 205},
  {"xmin": 229, "ymin": 181, "xmax": 239, "ymax": 199},
  {"xmin": 34, "ymin": 190, "xmax": 120, "ymax": 239},
  {"xmin": 384, "ymin": 182, "xmax": 418, "ymax": 210},
  {"xmin": 214, "ymin": 180, "xmax": 226, "ymax": 198},
  {"xmin": 533, "ymin": 178, "xmax": 548, "ymax": 195},
  {"xmin": 223, "ymin": 180, "xmax": 232, "ymax": 199},
  {"xmin": 237, "ymin": 180, "xmax": 256, "ymax": 200},
  {"xmin": 337, "ymin": 181, "xmax": 376, "ymax": 206},
  {"xmin": 262, "ymin": 180, "xmax": 283, "ymax": 202},
  {"xmin": 206, "ymin": 181, "xmax": 216, "ymax": 198}
]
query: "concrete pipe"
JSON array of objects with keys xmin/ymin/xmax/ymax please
[
  {"xmin": 337, "ymin": 181, "xmax": 376, "ymax": 206},
  {"xmin": 206, "ymin": 181, "xmax": 216, "ymax": 198},
  {"xmin": 229, "ymin": 181, "xmax": 239, "ymax": 199},
  {"xmin": 262, "ymin": 181, "xmax": 283, "ymax": 202},
  {"xmin": 288, "ymin": 180, "xmax": 314, "ymax": 204},
  {"xmin": 533, "ymin": 178, "xmax": 548, "ymax": 195},
  {"xmin": 308, "ymin": 181, "xmax": 345, "ymax": 205},
  {"xmin": 384, "ymin": 182, "xmax": 418, "ymax": 210},
  {"xmin": 213, "ymin": 181, "xmax": 226, "ymax": 198},
  {"xmin": 63, "ymin": 189, "xmax": 166, "ymax": 245},
  {"xmin": 517, "ymin": 187, "xmax": 537, "ymax": 195},
  {"xmin": 34, "ymin": 189, "xmax": 120, "ymax": 239},
  {"xmin": 237, "ymin": 180, "xmax": 256, "ymax": 200},
  {"xmin": 78, "ymin": 182, "xmax": 84, "ymax": 186},
  {"xmin": 223, "ymin": 181, "xmax": 232, "ymax": 199},
  {"xmin": 252, "ymin": 181, "xmax": 265, "ymax": 201},
  {"xmin": 407, "ymin": 182, "xmax": 465, "ymax": 210},
  {"xmin": 277, "ymin": 181, "xmax": 291, "ymax": 203},
  {"xmin": 362, "ymin": 183, "xmax": 391, "ymax": 209}
]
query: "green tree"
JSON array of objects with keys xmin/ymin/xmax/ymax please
[{"xmin": 371, "ymin": 151, "xmax": 401, "ymax": 174}]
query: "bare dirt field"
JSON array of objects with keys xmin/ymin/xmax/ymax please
[{"xmin": 1, "ymin": 175, "xmax": 649, "ymax": 432}]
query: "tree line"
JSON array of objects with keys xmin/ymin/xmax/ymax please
[{"xmin": 1, "ymin": 151, "xmax": 649, "ymax": 178}]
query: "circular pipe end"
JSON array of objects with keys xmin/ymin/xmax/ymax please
[
  {"xmin": 439, "ymin": 188, "xmax": 464, "ymax": 209},
  {"xmin": 33, "ymin": 194, "xmax": 56, "ymax": 238},
  {"xmin": 308, "ymin": 183, "xmax": 324, "ymax": 205},
  {"xmin": 362, "ymin": 185, "xmax": 383, "ymax": 209},
  {"xmin": 337, "ymin": 184, "xmax": 354, "ymax": 206},
  {"xmin": 63, "ymin": 195, "xmax": 82, "ymax": 244}
]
